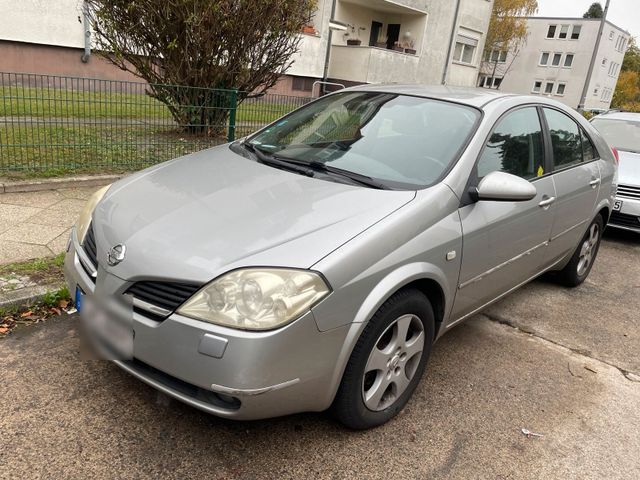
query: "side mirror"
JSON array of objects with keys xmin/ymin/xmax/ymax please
[{"xmin": 475, "ymin": 171, "xmax": 537, "ymax": 202}]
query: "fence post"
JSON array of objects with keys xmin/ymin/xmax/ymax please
[{"xmin": 227, "ymin": 89, "xmax": 238, "ymax": 142}]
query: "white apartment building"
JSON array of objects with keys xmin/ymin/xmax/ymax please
[
  {"xmin": 478, "ymin": 17, "xmax": 630, "ymax": 111},
  {"xmin": 0, "ymin": 0, "xmax": 494, "ymax": 94},
  {"xmin": 280, "ymin": 0, "xmax": 494, "ymax": 95}
]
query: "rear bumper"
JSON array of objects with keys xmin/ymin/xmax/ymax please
[
  {"xmin": 609, "ymin": 196, "xmax": 640, "ymax": 233},
  {"xmin": 63, "ymin": 229, "xmax": 351, "ymax": 420}
]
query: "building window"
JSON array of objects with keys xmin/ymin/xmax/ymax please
[
  {"xmin": 493, "ymin": 77, "xmax": 502, "ymax": 89},
  {"xmin": 608, "ymin": 62, "xmax": 619, "ymax": 76},
  {"xmin": 556, "ymin": 83, "xmax": 566, "ymax": 95},
  {"xmin": 540, "ymin": 52, "xmax": 550, "ymax": 66},
  {"xmin": 292, "ymin": 76, "xmax": 315, "ymax": 92},
  {"xmin": 545, "ymin": 82, "xmax": 554, "ymax": 94},
  {"xmin": 552, "ymin": 53, "xmax": 562, "ymax": 66},
  {"xmin": 609, "ymin": 30, "xmax": 615, "ymax": 40},
  {"xmin": 559, "ymin": 25, "xmax": 569, "ymax": 39},
  {"xmin": 532, "ymin": 81, "xmax": 542, "ymax": 93},
  {"xmin": 453, "ymin": 35, "xmax": 478, "ymax": 64},
  {"xmin": 489, "ymin": 49, "xmax": 508, "ymax": 63},
  {"xmin": 602, "ymin": 57, "xmax": 607, "ymax": 67},
  {"xmin": 564, "ymin": 54, "xmax": 574, "ymax": 67},
  {"xmin": 593, "ymin": 87, "xmax": 599, "ymax": 96},
  {"xmin": 547, "ymin": 25, "xmax": 557, "ymax": 38},
  {"xmin": 571, "ymin": 25, "xmax": 581, "ymax": 40},
  {"xmin": 479, "ymin": 76, "xmax": 503, "ymax": 89}
]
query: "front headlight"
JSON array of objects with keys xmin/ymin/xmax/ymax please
[
  {"xmin": 76, "ymin": 184, "xmax": 111, "ymax": 243},
  {"xmin": 177, "ymin": 268, "xmax": 330, "ymax": 330}
]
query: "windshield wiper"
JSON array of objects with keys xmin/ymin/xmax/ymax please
[
  {"xmin": 274, "ymin": 155, "xmax": 389, "ymax": 190},
  {"xmin": 243, "ymin": 142, "xmax": 315, "ymax": 177}
]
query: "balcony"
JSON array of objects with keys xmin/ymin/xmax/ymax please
[
  {"xmin": 334, "ymin": 0, "xmax": 427, "ymax": 54},
  {"xmin": 329, "ymin": 45, "xmax": 420, "ymax": 83}
]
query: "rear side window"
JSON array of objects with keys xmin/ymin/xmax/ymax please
[
  {"xmin": 477, "ymin": 107, "xmax": 545, "ymax": 180},
  {"xmin": 543, "ymin": 108, "xmax": 582, "ymax": 169}
]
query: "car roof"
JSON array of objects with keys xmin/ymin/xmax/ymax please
[
  {"xmin": 339, "ymin": 84, "xmax": 517, "ymax": 108},
  {"xmin": 593, "ymin": 111, "xmax": 640, "ymax": 123}
]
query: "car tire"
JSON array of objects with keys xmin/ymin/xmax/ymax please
[
  {"xmin": 332, "ymin": 288, "xmax": 435, "ymax": 430},
  {"xmin": 555, "ymin": 214, "xmax": 604, "ymax": 287}
]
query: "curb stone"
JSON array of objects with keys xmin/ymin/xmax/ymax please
[
  {"xmin": 0, "ymin": 174, "xmax": 122, "ymax": 194},
  {"xmin": 0, "ymin": 283, "xmax": 66, "ymax": 310}
]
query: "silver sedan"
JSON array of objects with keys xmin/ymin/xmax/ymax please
[
  {"xmin": 65, "ymin": 85, "xmax": 616, "ymax": 429},
  {"xmin": 591, "ymin": 111, "xmax": 640, "ymax": 233}
]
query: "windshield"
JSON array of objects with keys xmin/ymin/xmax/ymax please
[
  {"xmin": 591, "ymin": 118, "xmax": 640, "ymax": 153},
  {"xmin": 246, "ymin": 91, "xmax": 480, "ymax": 189}
]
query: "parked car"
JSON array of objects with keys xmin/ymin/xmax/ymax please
[
  {"xmin": 65, "ymin": 86, "xmax": 616, "ymax": 429},
  {"xmin": 591, "ymin": 111, "xmax": 640, "ymax": 233}
]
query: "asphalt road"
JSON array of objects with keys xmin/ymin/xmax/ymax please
[{"xmin": 1, "ymin": 229, "xmax": 639, "ymax": 479}]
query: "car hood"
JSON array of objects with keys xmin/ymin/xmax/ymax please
[
  {"xmin": 617, "ymin": 150, "xmax": 640, "ymax": 186},
  {"xmin": 93, "ymin": 145, "xmax": 415, "ymax": 283}
]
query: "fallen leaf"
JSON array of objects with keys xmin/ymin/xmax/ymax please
[
  {"xmin": 58, "ymin": 299, "xmax": 68, "ymax": 308},
  {"xmin": 0, "ymin": 327, "xmax": 8, "ymax": 334},
  {"xmin": 50, "ymin": 307, "xmax": 61, "ymax": 316},
  {"xmin": 20, "ymin": 311, "xmax": 32, "ymax": 318}
]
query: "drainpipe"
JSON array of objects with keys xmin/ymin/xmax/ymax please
[
  {"xmin": 442, "ymin": 0, "xmax": 462, "ymax": 85},
  {"xmin": 578, "ymin": 0, "xmax": 610, "ymax": 111},
  {"xmin": 81, "ymin": 2, "xmax": 91, "ymax": 63},
  {"xmin": 322, "ymin": 0, "xmax": 338, "ymax": 94}
]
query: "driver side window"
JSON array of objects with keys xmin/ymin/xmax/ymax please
[{"xmin": 477, "ymin": 107, "xmax": 545, "ymax": 180}]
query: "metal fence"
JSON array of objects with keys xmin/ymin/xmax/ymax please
[{"xmin": 0, "ymin": 72, "xmax": 314, "ymax": 176}]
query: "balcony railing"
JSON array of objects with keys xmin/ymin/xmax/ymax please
[{"xmin": 329, "ymin": 45, "xmax": 420, "ymax": 84}]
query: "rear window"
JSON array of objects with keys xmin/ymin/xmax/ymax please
[
  {"xmin": 591, "ymin": 118, "xmax": 640, "ymax": 153},
  {"xmin": 248, "ymin": 92, "xmax": 480, "ymax": 189}
]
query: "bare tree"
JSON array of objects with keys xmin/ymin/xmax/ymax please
[{"xmin": 86, "ymin": 0, "xmax": 317, "ymax": 133}]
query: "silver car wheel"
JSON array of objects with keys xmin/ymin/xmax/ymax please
[
  {"xmin": 362, "ymin": 314, "xmax": 425, "ymax": 411},
  {"xmin": 577, "ymin": 223, "xmax": 599, "ymax": 277}
]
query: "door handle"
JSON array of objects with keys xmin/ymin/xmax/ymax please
[
  {"xmin": 589, "ymin": 178, "xmax": 601, "ymax": 188},
  {"xmin": 538, "ymin": 196, "xmax": 556, "ymax": 208}
]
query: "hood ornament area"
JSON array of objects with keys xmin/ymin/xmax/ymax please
[{"xmin": 107, "ymin": 244, "xmax": 126, "ymax": 266}]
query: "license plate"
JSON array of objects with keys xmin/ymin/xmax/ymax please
[
  {"xmin": 75, "ymin": 286, "xmax": 83, "ymax": 311},
  {"xmin": 79, "ymin": 293, "xmax": 133, "ymax": 359},
  {"xmin": 613, "ymin": 200, "xmax": 623, "ymax": 211}
]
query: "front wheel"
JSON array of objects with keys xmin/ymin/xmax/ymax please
[
  {"xmin": 332, "ymin": 289, "xmax": 434, "ymax": 430},
  {"xmin": 555, "ymin": 215, "xmax": 604, "ymax": 287}
]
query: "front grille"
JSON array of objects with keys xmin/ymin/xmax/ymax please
[
  {"xmin": 617, "ymin": 184, "xmax": 640, "ymax": 200},
  {"xmin": 126, "ymin": 281, "xmax": 201, "ymax": 313},
  {"xmin": 79, "ymin": 223, "xmax": 99, "ymax": 280},
  {"xmin": 610, "ymin": 211, "xmax": 640, "ymax": 229}
]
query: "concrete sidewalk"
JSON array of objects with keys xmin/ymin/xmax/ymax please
[{"xmin": 0, "ymin": 185, "xmax": 102, "ymax": 265}]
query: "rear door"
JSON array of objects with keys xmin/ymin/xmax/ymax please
[
  {"xmin": 452, "ymin": 106, "xmax": 557, "ymax": 320},
  {"xmin": 542, "ymin": 108, "xmax": 601, "ymax": 262}
]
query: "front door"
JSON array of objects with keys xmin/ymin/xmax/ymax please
[
  {"xmin": 451, "ymin": 107, "xmax": 556, "ymax": 321},
  {"xmin": 542, "ymin": 108, "xmax": 601, "ymax": 261}
]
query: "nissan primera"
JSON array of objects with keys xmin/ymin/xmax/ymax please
[{"xmin": 65, "ymin": 86, "xmax": 616, "ymax": 429}]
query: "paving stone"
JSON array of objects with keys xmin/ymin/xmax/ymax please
[
  {"xmin": 47, "ymin": 229, "xmax": 72, "ymax": 255},
  {"xmin": 0, "ymin": 241, "xmax": 52, "ymax": 264},
  {"xmin": 0, "ymin": 222, "xmax": 69, "ymax": 246},
  {"xmin": 0, "ymin": 204, "xmax": 43, "ymax": 233},
  {"xmin": 24, "ymin": 210, "xmax": 77, "ymax": 228},
  {"xmin": 0, "ymin": 190, "xmax": 65, "ymax": 208},
  {"xmin": 58, "ymin": 186, "xmax": 103, "ymax": 201}
]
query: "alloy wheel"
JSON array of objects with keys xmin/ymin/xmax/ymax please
[
  {"xmin": 577, "ymin": 223, "xmax": 600, "ymax": 277},
  {"xmin": 362, "ymin": 314, "xmax": 425, "ymax": 411}
]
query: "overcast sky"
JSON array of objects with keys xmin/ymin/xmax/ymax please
[{"xmin": 535, "ymin": 0, "xmax": 640, "ymax": 39}]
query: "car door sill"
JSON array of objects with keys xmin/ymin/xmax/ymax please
[{"xmin": 446, "ymin": 256, "xmax": 566, "ymax": 330}]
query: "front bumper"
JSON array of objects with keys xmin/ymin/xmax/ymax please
[
  {"xmin": 64, "ymin": 230, "xmax": 351, "ymax": 420},
  {"xmin": 609, "ymin": 196, "xmax": 640, "ymax": 233}
]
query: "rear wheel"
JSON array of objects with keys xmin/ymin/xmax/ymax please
[
  {"xmin": 555, "ymin": 215, "xmax": 603, "ymax": 287},
  {"xmin": 332, "ymin": 289, "xmax": 434, "ymax": 430}
]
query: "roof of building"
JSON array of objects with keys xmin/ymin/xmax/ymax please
[{"xmin": 342, "ymin": 84, "xmax": 516, "ymax": 108}]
